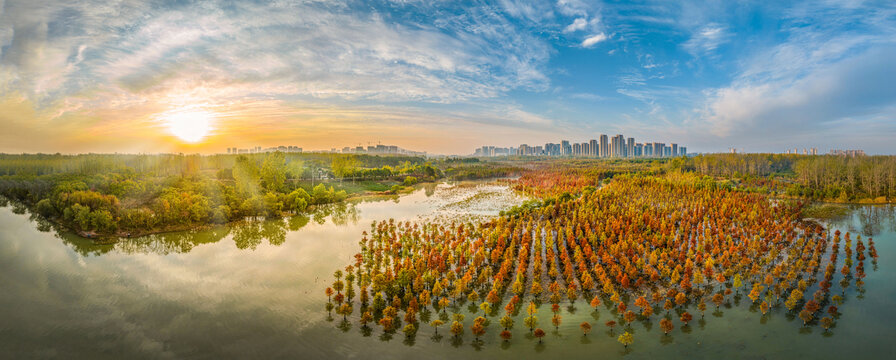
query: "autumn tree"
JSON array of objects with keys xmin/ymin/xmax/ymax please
[
  {"xmin": 680, "ymin": 312, "xmax": 693, "ymax": 326},
  {"xmin": 581, "ymin": 321, "xmax": 592, "ymax": 336},
  {"xmin": 659, "ymin": 318, "xmax": 674, "ymax": 335},
  {"xmin": 618, "ymin": 331, "xmax": 634, "ymax": 348},
  {"xmin": 605, "ymin": 320, "xmax": 617, "ymax": 334},
  {"xmin": 471, "ymin": 317, "xmax": 487, "ymax": 341},
  {"xmin": 534, "ymin": 328, "xmax": 546, "ymax": 343},
  {"xmin": 430, "ymin": 319, "xmax": 444, "ymax": 334}
]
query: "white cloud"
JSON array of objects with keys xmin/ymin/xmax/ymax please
[
  {"xmin": 581, "ymin": 33, "xmax": 607, "ymax": 47},
  {"xmin": 564, "ymin": 18, "xmax": 587, "ymax": 32},
  {"xmin": 0, "ymin": 0, "xmax": 555, "ymax": 110},
  {"xmin": 700, "ymin": 46, "xmax": 896, "ymax": 143}
]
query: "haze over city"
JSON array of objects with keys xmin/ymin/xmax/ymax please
[{"xmin": 1, "ymin": 0, "xmax": 894, "ymax": 154}]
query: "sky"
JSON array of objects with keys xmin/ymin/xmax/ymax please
[{"xmin": 1, "ymin": 0, "xmax": 895, "ymax": 155}]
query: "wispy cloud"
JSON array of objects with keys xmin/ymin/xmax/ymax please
[
  {"xmin": 682, "ymin": 23, "xmax": 729, "ymax": 56},
  {"xmin": 695, "ymin": 2, "xmax": 896, "ymax": 150},
  {"xmin": 581, "ymin": 33, "xmax": 608, "ymax": 47}
]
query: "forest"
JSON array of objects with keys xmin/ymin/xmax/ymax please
[
  {"xmin": 678, "ymin": 154, "xmax": 896, "ymax": 203},
  {"xmin": 0, "ymin": 152, "xmax": 442, "ymax": 236}
]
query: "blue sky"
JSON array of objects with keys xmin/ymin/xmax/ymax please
[{"xmin": 1, "ymin": 0, "xmax": 894, "ymax": 154}]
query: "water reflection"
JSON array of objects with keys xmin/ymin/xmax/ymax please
[
  {"xmin": 852, "ymin": 205, "xmax": 896, "ymax": 236},
  {"xmin": 1, "ymin": 190, "xmax": 893, "ymax": 358}
]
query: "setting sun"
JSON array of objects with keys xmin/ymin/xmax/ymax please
[{"xmin": 163, "ymin": 110, "xmax": 214, "ymax": 143}]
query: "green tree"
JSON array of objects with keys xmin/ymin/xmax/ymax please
[
  {"xmin": 36, "ymin": 199, "xmax": 56, "ymax": 217},
  {"xmin": 89, "ymin": 210, "xmax": 116, "ymax": 233},
  {"xmin": 260, "ymin": 152, "xmax": 286, "ymax": 192},
  {"xmin": 263, "ymin": 192, "xmax": 283, "ymax": 217},
  {"xmin": 332, "ymin": 156, "xmax": 360, "ymax": 178},
  {"xmin": 284, "ymin": 188, "xmax": 310, "ymax": 212}
]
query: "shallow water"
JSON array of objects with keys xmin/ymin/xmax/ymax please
[{"xmin": 0, "ymin": 185, "xmax": 894, "ymax": 359}]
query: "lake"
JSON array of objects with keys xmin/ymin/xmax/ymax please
[{"xmin": 0, "ymin": 183, "xmax": 894, "ymax": 359}]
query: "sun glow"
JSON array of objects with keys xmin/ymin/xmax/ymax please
[{"xmin": 163, "ymin": 110, "xmax": 214, "ymax": 143}]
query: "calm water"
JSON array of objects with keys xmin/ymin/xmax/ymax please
[{"xmin": 1, "ymin": 185, "xmax": 894, "ymax": 359}]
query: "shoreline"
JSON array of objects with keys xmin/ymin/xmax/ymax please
[{"xmin": 10, "ymin": 178, "xmax": 499, "ymax": 242}]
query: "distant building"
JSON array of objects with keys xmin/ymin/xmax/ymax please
[
  {"xmin": 830, "ymin": 149, "xmax": 866, "ymax": 157},
  {"xmin": 653, "ymin": 143, "xmax": 665, "ymax": 158},
  {"xmin": 472, "ymin": 135, "xmax": 688, "ymax": 158},
  {"xmin": 599, "ymin": 134, "xmax": 608, "ymax": 157}
]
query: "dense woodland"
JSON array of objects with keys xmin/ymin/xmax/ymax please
[
  {"xmin": 679, "ymin": 154, "xmax": 896, "ymax": 202},
  {"xmin": 0, "ymin": 153, "xmax": 442, "ymax": 235}
]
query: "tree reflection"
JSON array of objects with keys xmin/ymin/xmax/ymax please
[
  {"xmin": 1, "ymin": 193, "xmax": 361, "ymax": 256},
  {"xmin": 855, "ymin": 205, "xmax": 896, "ymax": 236}
]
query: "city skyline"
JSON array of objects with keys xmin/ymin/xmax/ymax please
[
  {"xmin": 1, "ymin": 1, "xmax": 895, "ymax": 155},
  {"xmin": 474, "ymin": 134, "xmax": 685, "ymax": 158}
]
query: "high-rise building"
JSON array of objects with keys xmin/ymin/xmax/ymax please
[
  {"xmin": 609, "ymin": 136, "xmax": 618, "ymax": 157},
  {"xmin": 679, "ymin": 147, "xmax": 687, "ymax": 156},
  {"xmin": 599, "ymin": 134, "xmax": 608, "ymax": 157},
  {"xmin": 653, "ymin": 143, "xmax": 665, "ymax": 158},
  {"xmin": 561, "ymin": 140, "xmax": 571, "ymax": 156},
  {"xmin": 610, "ymin": 134, "xmax": 624, "ymax": 157},
  {"xmin": 627, "ymin": 138, "xmax": 635, "ymax": 158},
  {"xmin": 671, "ymin": 143, "xmax": 678, "ymax": 157},
  {"xmin": 589, "ymin": 139, "xmax": 598, "ymax": 156}
]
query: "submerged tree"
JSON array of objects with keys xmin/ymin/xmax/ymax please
[
  {"xmin": 450, "ymin": 320, "xmax": 464, "ymax": 339},
  {"xmin": 534, "ymin": 328, "xmax": 546, "ymax": 343},
  {"xmin": 760, "ymin": 301, "xmax": 770, "ymax": 315},
  {"xmin": 820, "ymin": 317, "xmax": 834, "ymax": 332},
  {"xmin": 471, "ymin": 317, "xmax": 486, "ymax": 341},
  {"xmin": 500, "ymin": 330, "xmax": 512, "ymax": 342},
  {"xmin": 430, "ymin": 319, "xmax": 444, "ymax": 334},
  {"xmin": 403, "ymin": 323, "xmax": 416, "ymax": 338},
  {"xmin": 712, "ymin": 293, "xmax": 724, "ymax": 310},
  {"xmin": 581, "ymin": 321, "xmax": 592, "ymax": 336},
  {"xmin": 680, "ymin": 312, "xmax": 693, "ymax": 326},
  {"xmin": 605, "ymin": 320, "xmax": 617, "ymax": 334},
  {"xmin": 500, "ymin": 315, "xmax": 515, "ymax": 331},
  {"xmin": 618, "ymin": 331, "xmax": 634, "ymax": 348},
  {"xmin": 552, "ymin": 314, "xmax": 563, "ymax": 330},
  {"xmin": 660, "ymin": 318, "xmax": 674, "ymax": 335}
]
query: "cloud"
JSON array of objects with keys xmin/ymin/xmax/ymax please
[
  {"xmin": 564, "ymin": 18, "xmax": 587, "ymax": 32},
  {"xmin": 581, "ymin": 33, "xmax": 608, "ymax": 47},
  {"xmin": 700, "ymin": 46, "xmax": 896, "ymax": 146},
  {"xmin": 556, "ymin": 0, "xmax": 589, "ymax": 17},
  {"xmin": 694, "ymin": 1, "xmax": 896, "ymax": 149},
  {"xmin": 0, "ymin": 0, "xmax": 555, "ymax": 109},
  {"xmin": 682, "ymin": 23, "xmax": 729, "ymax": 55},
  {"xmin": 569, "ymin": 93, "xmax": 607, "ymax": 101}
]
